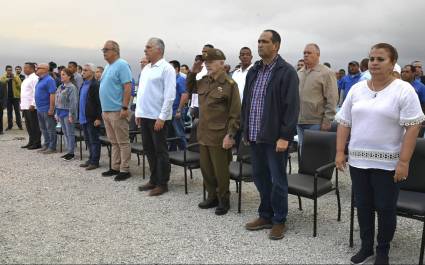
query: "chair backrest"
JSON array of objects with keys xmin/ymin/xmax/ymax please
[
  {"xmin": 299, "ymin": 130, "xmax": 336, "ymax": 180},
  {"xmin": 236, "ymin": 140, "xmax": 251, "ymax": 162},
  {"xmin": 400, "ymin": 138, "xmax": 425, "ymax": 192}
]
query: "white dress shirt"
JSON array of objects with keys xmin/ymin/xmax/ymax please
[
  {"xmin": 135, "ymin": 58, "xmax": 176, "ymax": 121},
  {"xmin": 232, "ymin": 64, "xmax": 253, "ymax": 101},
  {"xmin": 20, "ymin": 73, "xmax": 39, "ymax": 110},
  {"xmin": 190, "ymin": 63, "xmax": 208, "ymax": 108}
]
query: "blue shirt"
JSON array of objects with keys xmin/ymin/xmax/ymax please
[
  {"xmin": 249, "ymin": 57, "xmax": 277, "ymax": 142},
  {"xmin": 56, "ymin": 108, "xmax": 69, "ymax": 118},
  {"xmin": 99, "ymin": 58, "xmax": 132, "ymax": 111},
  {"xmin": 412, "ymin": 79, "xmax": 425, "ymax": 104},
  {"xmin": 340, "ymin": 73, "xmax": 361, "ymax": 102},
  {"xmin": 35, "ymin": 74, "xmax": 57, "ymax": 112},
  {"xmin": 79, "ymin": 80, "xmax": 91, "ymax": 124},
  {"xmin": 172, "ymin": 74, "xmax": 187, "ymax": 116}
]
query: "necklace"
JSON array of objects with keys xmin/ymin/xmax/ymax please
[{"xmin": 370, "ymin": 77, "xmax": 394, "ymax": 98}]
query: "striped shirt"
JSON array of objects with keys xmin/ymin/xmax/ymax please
[{"xmin": 248, "ymin": 57, "xmax": 277, "ymax": 142}]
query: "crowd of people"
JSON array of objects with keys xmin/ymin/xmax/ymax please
[{"xmin": 1, "ymin": 29, "xmax": 425, "ymax": 265}]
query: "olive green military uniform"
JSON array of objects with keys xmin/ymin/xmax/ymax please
[{"xmin": 186, "ymin": 67, "xmax": 241, "ymax": 202}]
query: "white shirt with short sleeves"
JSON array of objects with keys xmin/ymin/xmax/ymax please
[
  {"xmin": 335, "ymin": 79, "xmax": 425, "ymax": 170},
  {"xmin": 232, "ymin": 64, "xmax": 253, "ymax": 102}
]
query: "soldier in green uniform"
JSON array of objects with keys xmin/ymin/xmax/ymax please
[{"xmin": 187, "ymin": 48, "xmax": 241, "ymax": 215}]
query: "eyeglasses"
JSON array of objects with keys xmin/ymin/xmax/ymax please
[{"xmin": 36, "ymin": 67, "xmax": 48, "ymax": 70}]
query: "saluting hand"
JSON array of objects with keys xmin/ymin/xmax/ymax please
[{"xmin": 192, "ymin": 60, "xmax": 203, "ymax": 74}]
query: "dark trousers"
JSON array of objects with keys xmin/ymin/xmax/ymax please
[
  {"xmin": 350, "ymin": 166, "xmax": 400, "ymax": 256},
  {"xmin": 250, "ymin": 143, "xmax": 289, "ymax": 224},
  {"xmin": 82, "ymin": 122, "xmax": 101, "ymax": 166},
  {"xmin": 0, "ymin": 106, "xmax": 3, "ymax": 132},
  {"xmin": 22, "ymin": 110, "xmax": 41, "ymax": 146},
  {"xmin": 7, "ymin": 98, "xmax": 22, "ymax": 128},
  {"xmin": 199, "ymin": 145, "xmax": 232, "ymax": 200},
  {"xmin": 140, "ymin": 118, "xmax": 170, "ymax": 186},
  {"xmin": 169, "ymin": 117, "xmax": 187, "ymax": 151}
]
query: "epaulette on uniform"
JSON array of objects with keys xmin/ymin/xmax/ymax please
[{"xmin": 225, "ymin": 76, "xmax": 235, "ymax": 85}]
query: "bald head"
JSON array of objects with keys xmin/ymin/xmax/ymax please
[{"xmin": 35, "ymin": 63, "xmax": 50, "ymax": 77}]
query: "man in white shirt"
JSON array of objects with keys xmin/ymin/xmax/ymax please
[
  {"xmin": 136, "ymin": 37, "xmax": 176, "ymax": 196},
  {"xmin": 232, "ymin": 47, "xmax": 253, "ymax": 102},
  {"xmin": 20, "ymin": 62, "xmax": 41, "ymax": 149}
]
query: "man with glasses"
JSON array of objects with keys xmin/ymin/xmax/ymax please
[
  {"xmin": 99, "ymin": 40, "xmax": 133, "ymax": 181},
  {"xmin": 34, "ymin": 63, "xmax": 57, "ymax": 154}
]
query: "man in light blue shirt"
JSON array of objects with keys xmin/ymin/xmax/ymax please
[
  {"xmin": 136, "ymin": 37, "xmax": 176, "ymax": 196},
  {"xmin": 99, "ymin": 40, "xmax": 133, "ymax": 181}
]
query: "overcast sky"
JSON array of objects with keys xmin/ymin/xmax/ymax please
[{"xmin": 1, "ymin": 0, "xmax": 424, "ymax": 76}]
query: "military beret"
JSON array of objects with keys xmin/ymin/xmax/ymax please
[{"xmin": 203, "ymin": 48, "xmax": 226, "ymax": 61}]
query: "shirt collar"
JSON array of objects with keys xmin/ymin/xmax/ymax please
[{"xmin": 151, "ymin": 58, "xmax": 166, "ymax": 67}]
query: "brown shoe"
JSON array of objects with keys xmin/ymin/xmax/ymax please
[
  {"xmin": 269, "ymin": 223, "xmax": 288, "ymax": 240},
  {"xmin": 245, "ymin": 217, "xmax": 272, "ymax": 231},
  {"xmin": 138, "ymin": 182, "xmax": 156, "ymax": 192},
  {"xmin": 85, "ymin": 164, "xmax": 99, "ymax": 170},
  {"xmin": 148, "ymin": 185, "xmax": 168, "ymax": 196}
]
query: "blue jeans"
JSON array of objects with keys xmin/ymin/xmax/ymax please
[
  {"xmin": 59, "ymin": 116, "xmax": 75, "ymax": 154},
  {"xmin": 37, "ymin": 111, "xmax": 57, "ymax": 150},
  {"xmin": 250, "ymin": 143, "xmax": 289, "ymax": 224},
  {"xmin": 296, "ymin": 124, "xmax": 321, "ymax": 151},
  {"xmin": 169, "ymin": 117, "xmax": 187, "ymax": 151},
  {"xmin": 82, "ymin": 122, "xmax": 101, "ymax": 166},
  {"xmin": 350, "ymin": 166, "xmax": 400, "ymax": 256}
]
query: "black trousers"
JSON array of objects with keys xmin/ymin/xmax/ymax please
[
  {"xmin": 7, "ymin": 98, "xmax": 22, "ymax": 128},
  {"xmin": 0, "ymin": 106, "xmax": 3, "ymax": 132},
  {"xmin": 140, "ymin": 118, "xmax": 171, "ymax": 186},
  {"xmin": 23, "ymin": 110, "xmax": 41, "ymax": 146},
  {"xmin": 350, "ymin": 166, "xmax": 400, "ymax": 256}
]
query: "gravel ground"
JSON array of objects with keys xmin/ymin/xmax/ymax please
[{"xmin": 0, "ymin": 128, "xmax": 423, "ymax": 264}]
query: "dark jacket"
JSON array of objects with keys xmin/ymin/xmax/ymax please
[
  {"xmin": 80, "ymin": 79, "xmax": 102, "ymax": 123},
  {"xmin": 0, "ymin": 81, "xmax": 6, "ymax": 109},
  {"xmin": 241, "ymin": 55, "xmax": 299, "ymax": 144}
]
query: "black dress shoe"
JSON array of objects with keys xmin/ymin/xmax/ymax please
[
  {"xmin": 215, "ymin": 198, "xmax": 230, "ymax": 215},
  {"xmin": 18, "ymin": 126, "xmax": 23, "ymax": 130},
  {"xmin": 21, "ymin": 144, "xmax": 31, "ymax": 148},
  {"xmin": 28, "ymin": 145, "xmax": 42, "ymax": 150},
  {"xmin": 101, "ymin": 169, "xmax": 120, "ymax": 177},
  {"xmin": 5, "ymin": 127, "xmax": 12, "ymax": 131},
  {"xmin": 114, "ymin": 172, "xmax": 131, "ymax": 181},
  {"xmin": 198, "ymin": 198, "xmax": 219, "ymax": 209}
]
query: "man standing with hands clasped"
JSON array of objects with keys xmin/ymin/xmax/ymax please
[
  {"xmin": 241, "ymin": 30, "xmax": 299, "ymax": 239},
  {"xmin": 187, "ymin": 48, "xmax": 241, "ymax": 215}
]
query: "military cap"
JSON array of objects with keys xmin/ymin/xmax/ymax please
[{"xmin": 203, "ymin": 48, "xmax": 226, "ymax": 61}]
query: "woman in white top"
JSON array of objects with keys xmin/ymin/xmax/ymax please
[{"xmin": 335, "ymin": 43, "xmax": 425, "ymax": 265}]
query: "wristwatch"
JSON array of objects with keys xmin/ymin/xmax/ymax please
[{"xmin": 121, "ymin": 106, "xmax": 128, "ymax": 111}]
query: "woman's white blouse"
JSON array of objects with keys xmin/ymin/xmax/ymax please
[{"xmin": 335, "ymin": 79, "xmax": 425, "ymax": 170}]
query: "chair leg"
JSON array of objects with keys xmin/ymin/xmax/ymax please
[
  {"xmin": 419, "ymin": 219, "xmax": 425, "ymax": 265},
  {"xmin": 108, "ymin": 146, "xmax": 112, "ymax": 170},
  {"xmin": 238, "ymin": 181, "xmax": 242, "ymax": 213},
  {"xmin": 183, "ymin": 166, "xmax": 188, "ymax": 194},
  {"xmin": 79, "ymin": 139, "xmax": 83, "ymax": 160},
  {"xmin": 137, "ymin": 154, "xmax": 140, "ymax": 166},
  {"xmin": 60, "ymin": 135, "xmax": 63, "ymax": 152},
  {"xmin": 142, "ymin": 154, "xmax": 146, "ymax": 179},
  {"xmin": 298, "ymin": 196, "xmax": 303, "ymax": 211},
  {"xmin": 288, "ymin": 155, "xmax": 292, "ymax": 174},
  {"xmin": 189, "ymin": 168, "xmax": 193, "ymax": 179},
  {"xmin": 336, "ymin": 187, "xmax": 341, "ymax": 221},
  {"xmin": 313, "ymin": 197, "xmax": 317, "ymax": 237},
  {"xmin": 235, "ymin": 181, "xmax": 239, "ymax": 193},
  {"xmin": 349, "ymin": 191, "xmax": 355, "ymax": 248},
  {"xmin": 203, "ymin": 183, "xmax": 206, "ymax": 201}
]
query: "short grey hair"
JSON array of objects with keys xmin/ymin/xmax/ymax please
[
  {"xmin": 149, "ymin": 37, "xmax": 165, "ymax": 55},
  {"xmin": 84, "ymin": 63, "xmax": 97, "ymax": 73},
  {"xmin": 306, "ymin": 43, "xmax": 321, "ymax": 55},
  {"xmin": 105, "ymin": 40, "xmax": 120, "ymax": 56}
]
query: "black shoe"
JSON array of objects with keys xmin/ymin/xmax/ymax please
[
  {"xmin": 5, "ymin": 127, "xmax": 12, "ymax": 131},
  {"xmin": 374, "ymin": 254, "xmax": 389, "ymax": 265},
  {"xmin": 102, "ymin": 169, "xmax": 120, "ymax": 177},
  {"xmin": 351, "ymin": 249, "xmax": 374, "ymax": 264},
  {"xmin": 198, "ymin": 198, "xmax": 219, "ymax": 209},
  {"xmin": 215, "ymin": 198, "xmax": 230, "ymax": 215},
  {"xmin": 63, "ymin": 154, "xmax": 75, "ymax": 161},
  {"xmin": 114, "ymin": 172, "xmax": 131, "ymax": 181},
  {"xmin": 60, "ymin": 154, "xmax": 68, "ymax": 158},
  {"xmin": 28, "ymin": 144, "xmax": 42, "ymax": 150},
  {"xmin": 21, "ymin": 143, "xmax": 31, "ymax": 148},
  {"xmin": 18, "ymin": 126, "xmax": 23, "ymax": 130}
]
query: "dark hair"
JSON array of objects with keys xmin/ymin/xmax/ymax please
[
  {"xmin": 263, "ymin": 29, "xmax": 281, "ymax": 45},
  {"xmin": 339, "ymin": 69, "xmax": 346, "ymax": 73},
  {"xmin": 58, "ymin": 65, "xmax": 66, "ymax": 71},
  {"xmin": 48, "ymin": 62, "xmax": 57, "ymax": 72},
  {"xmin": 195, "ymin": 54, "xmax": 203, "ymax": 61},
  {"xmin": 15, "ymin": 65, "xmax": 22, "ymax": 69},
  {"xmin": 169, "ymin": 60, "xmax": 180, "ymax": 71},
  {"xmin": 370, "ymin": 43, "xmax": 398, "ymax": 63},
  {"xmin": 68, "ymin": 61, "xmax": 78, "ymax": 68},
  {"xmin": 24, "ymin": 62, "xmax": 36, "ymax": 71},
  {"xmin": 240, "ymin": 47, "xmax": 252, "ymax": 53},
  {"xmin": 204, "ymin": 44, "xmax": 214, "ymax": 49},
  {"xmin": 404, "ymin": 64, "xmax": 416, "ymax": 73},
  {"xmin": 324, "ymin": 62, "xmax": 331, "ymax": 68},
  {"xmin": 77, "ymin": 65, "xmax": 82, "ymax": 71},
  {"xmin": 181, "ymin": 64, "xmax": 189, "ymax": 69},
  {"xmin": 5, "ymin": 65, "xmax": 12, "ymax": 70},
  {"xmin": 61, "ymin": 68, "xmax": 75, "ymax": 81},
  {"xmin": 360, "ymin": 58, "xmax": 369, "ymax": 69}
]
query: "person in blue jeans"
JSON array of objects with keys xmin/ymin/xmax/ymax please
[
  {"xmin": 34, "ymin": 63, "xmax": 57, "ymax": 154},
  {"xmin": 55, "ymin": 68, "xmax": 78, "ymax": 161},
  {"xmin": 169, "ymin": 60, "xmax": 189, "ymax": 151},
  {"xmin": 79, "ymin": 63, "xmax": 102, "ymax": 170},
  {"xmin": 241, "ymin": 30, "xmax": 299, "ymax": 240}
]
